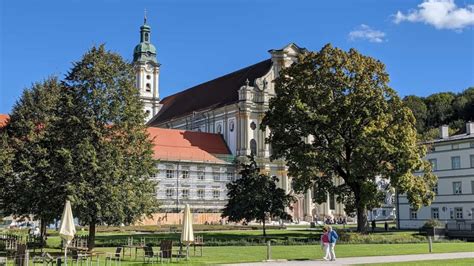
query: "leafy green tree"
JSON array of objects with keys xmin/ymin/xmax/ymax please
[
  {"xmin": 425, "ymin": 92, "xmax": 455, "ymax": 127},
  {"xmin": 49, "ymin": 45, "xmax": 158, "ymax": 249},
  {"xmin": 222, "ymin": 155, "xmax": 294, "ymax": 237},
  {"xmin": 0, "ymin": 77, "xmax": 64, "ymax": 239},
  {"xmin": 403, "ymin": 95, "xmax": 427, "ymax": 133},
  {"xmin": 453, "ymin": 87, "xmax": 474, "ymax": 123},
  {"xmin": 262, "ymin": 44, "xmax": 436, "ymax": 233}
]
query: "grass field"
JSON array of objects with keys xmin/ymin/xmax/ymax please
[
  {"xmin": 4, "ymin": 242, "xmax": 470, "ymax": 266},
  {"xmin": 360, "ymin": 258, "xmax": 474, "ymax": 266}
]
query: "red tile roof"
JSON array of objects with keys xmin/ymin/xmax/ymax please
[
  {"xmin": 0, "ymin": 115, "xmax": 229, "ymax": 164},
  {"xmin": 0, "ymin": 114, "xmax": 9, "ymax": 128},
  {"xmin": 147, "ymin": 127, "xmax": 232, "ymax": 164}
]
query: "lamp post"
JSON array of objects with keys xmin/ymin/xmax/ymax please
[{"xmin": 176, "ymin": 162, "xmax": 180, "ymax": 214}]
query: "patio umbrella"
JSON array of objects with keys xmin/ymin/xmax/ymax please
[
  {"xmin": 180, "ymin": 204, "xmax": 194, "ymax": 260},
  {"xmin": 59, "ymin": 200, "xmax": 76, "ymax": 266}
]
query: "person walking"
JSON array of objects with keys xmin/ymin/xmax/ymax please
[
  {"xmin": 328, "ymin": 225, "xmax": 338, "ymax": 261},
  {"xmin": 320, "ymin": 227, "xmax": 330, "ymax": 260}
]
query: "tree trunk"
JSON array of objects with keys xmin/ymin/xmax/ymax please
[
  {"xmin": 40, "ymin": 218, "xmax": 47, "ymax": 249},
  {"xmin": 87, "ymin": 219, "xmax": 96, "ymax": 251},
  {"xmin": 262, "ymin": 218, "xmax": 266, "ymax": 237},
  {"xmin": 355, "ymin": 197, "xmax": 368, "ymax": 233}
]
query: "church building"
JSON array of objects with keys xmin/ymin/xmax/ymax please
[{"xmin": 133, "ymin": 19, "xmax": 346, "ymax": 223}]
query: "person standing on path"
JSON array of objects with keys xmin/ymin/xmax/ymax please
[
  {"xmin": 328, "ymin": 225, "xmax": 339, "ymax": 261},
  {"xmin": 320, "ymin": 227, "xmax": 330, "ymax": 260}
]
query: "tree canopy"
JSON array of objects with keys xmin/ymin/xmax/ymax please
[
  {"xmin": 222, "ymin": 155, "xmax": 294, "ymax": 236},
  {"xmin": 403, "ymin": 87, "xmax": 474, "ymax": 140},
  {"xmin": 262, "ymin": 44, "xmax": 436, "ymax": 232},
  {"xmin": 47, "ymin": 45, "xmax": 159, "ymax": 249},
  {"xmin": 0, "ymin": 77, "xmax": 64, "ymax": 238}
]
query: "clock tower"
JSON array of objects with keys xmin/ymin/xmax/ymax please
[{"xmin": 133, "ymin": 15, "xmax": 160, "ymax": 122}]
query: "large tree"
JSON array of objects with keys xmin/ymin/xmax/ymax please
[
  {"xmin": 403, "ymin": 95, "xmax": 427, "ymax": 133},
  {"xmin": 49, "ymin": 45, "xmax": 159, "ymax": 249},
  {"xmin": 222, "ymin": 155, "xmax": 294, "ymax": 237},
  {"xmin": 262, "ymin": 44, "xmax": 436, "ymax": 233},
  {"xmin": 425, "ymin": 92, "xmax": 455, "ymax": 127},
  {"xmin": 0, "ymin": 77, "xmax": 65, "ymax": 239}
]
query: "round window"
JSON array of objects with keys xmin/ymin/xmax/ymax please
[{"xmin": 250, "ymin": 122, "xmax": 256, "ymax": 130}]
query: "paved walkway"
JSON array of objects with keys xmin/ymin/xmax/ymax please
[{"xmin": 225, "ymin": 252, "xmax": 474, "ymax": 265}]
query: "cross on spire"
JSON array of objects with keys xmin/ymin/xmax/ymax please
[{"xmin": 144, "ymin": 9, "xmax": 147, "ymax": 24}]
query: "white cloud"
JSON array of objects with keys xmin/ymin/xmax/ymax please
[
  {"xmin": 394, "ymin": 0, "xmax": 474, "ymax": 31},
  {"xmin": 348, "ymin": 24, "xmax": 386, "ymax": 43}
]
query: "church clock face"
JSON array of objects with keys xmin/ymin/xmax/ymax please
[{"xmin": 146, "ymin": 63, "xmax": 154, "ymax": 72}]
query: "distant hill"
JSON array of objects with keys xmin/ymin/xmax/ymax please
[{"xmin": 403, "ymin": 87, "xmax": 474, "ymax": 140}]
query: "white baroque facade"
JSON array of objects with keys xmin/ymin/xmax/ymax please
[
  {"xmin": 144, "ymin": 37, "xmax": 346, "ymax": 221},
  {"xmin": 398, "ymin": 122, "xmax": 474, "ymax": 229}
]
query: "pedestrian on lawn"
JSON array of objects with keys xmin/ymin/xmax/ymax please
[
  {"xmin": 320, "ymin": 227, "xmax": 330, "ymax": 260},
  {"xmin": 328, "ymin": 225, "xmax": 338, "ymax": 261}
]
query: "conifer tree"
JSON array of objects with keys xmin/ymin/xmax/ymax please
[{"xmin": 222, "ymin": 155, "xmax": 294, "ymax": 237}]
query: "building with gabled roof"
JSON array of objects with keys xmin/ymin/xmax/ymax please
[{"xmin": 135, "ymin": 18, "xmax": 345, "ymax": 222}]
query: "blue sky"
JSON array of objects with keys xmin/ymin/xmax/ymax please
[{"xmin": 1, "ymin": 0, "xmax": 473, "ymax": 114}]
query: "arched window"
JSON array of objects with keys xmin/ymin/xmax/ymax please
[
  {"xmin": 250, "ymin": 139, "xmax": 257, "ymax": 156},
  {"xmin": 145, "ymin": 33, "xmax": 149, "ymax": 42},
  {"xmin": 146, "ymin": 83, "xmax": 151, "ymax": 92}
]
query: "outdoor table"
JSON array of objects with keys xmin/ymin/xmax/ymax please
[
  {"xmin": 122, "ymin": 245, "xmax": 145, "ymax": 258},
  {"xmin": 86, "ymin": 251, "xmax": 105, "ymax": 266}
]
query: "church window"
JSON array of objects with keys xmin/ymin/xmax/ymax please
[
  {"xmin": 227, "ymin": 170, "xmax": 234, "ymax": 181},
  {"xmin": 146, "ymin": 75, "xmax": 151, "ymax": 80},
  {"xmin": 197, "ymin": 167, "xmax": 205, "ymax": 180},
  {"xmin": 166, "ymin": 165, "xmax": 174, "ymax": 178},
  {"xmin": 229, "ymin": 121, "xmax": 235, "ymax": 132},
  {"xmin": 146, "ymin": 83, "xmax": 151, "ymax": 92},
  {"xmin": 250, "ymin": 122, "xmax": 256, "ymax": 130},
  {"xmin": 145, "ymin": 33, "xmax": 149, "ymax": 42},
  {"xmin": 182, "ymin": 168, "xmax": 189, "ymax": 179},
  {"xmin": 166, "ymin": 189, "xmax": 174, "ymax": 198},
  {"xmin": 250, "ymin": 139, "xmax": 257, "ymax": 156},
  {"xmin": 182, "ymin": 189, "xmax": 189, "ymax": 199},
  {"xmin": 197, "ymin": 189, "xmax": 205, "ymax": 199},
  {"xmin": 329, "ymin": 193, "xmax": 335, "ymax": 210},
  {"xmin": 216, "ymin": 124, "xmax": 222, "ymax": 134},
  {"xmin": 213, "ymin": 168, "xmax": 220, "ymax": 181}
]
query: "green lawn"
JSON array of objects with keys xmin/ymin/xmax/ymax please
[
  {"xmin": 360, "ymin": 258, "xmax": 474, "ymax": 266},
  {"xmin": 40, "ymin": 228, "xmax": 435, "ymax": 248},
  {"xmin": 10, "ymin": 242, "xmax": 472, "ymax": 266}
]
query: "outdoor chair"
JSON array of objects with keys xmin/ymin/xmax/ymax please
[
  {"xmin": 105, "ymin": 247, "xmax": 122, "ymax": 266},
  {"xmin": 71, "ymin": 249, "xmax": 89, "ymax": 265},
  {"xmin": 193, "ymin": 236, "xmax": 204, "ymax": 256},
  {"xmin": 143, "ymin": 246, "xmax": 160, "ymax": 264}
]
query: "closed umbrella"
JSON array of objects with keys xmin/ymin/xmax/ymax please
[
  {"xmin": 180, "ymin": 204, "xmax": 194, "ymax": 260},
  {"xmin": 59, "ymin": 200, "xmax": 76, "ymax": 266}
]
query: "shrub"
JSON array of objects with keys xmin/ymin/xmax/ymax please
[{"xmin": 422, "ymin": 219, "xmax": 443, "ymax": 229}]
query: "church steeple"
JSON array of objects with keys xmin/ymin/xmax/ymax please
[
  {"xmin": 133, "ymin": 13, "xmax": 161, "ymax": 122},
  {"xmin": 133, "ymin": 11, "xmax": 157, "ymax": 64}
]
